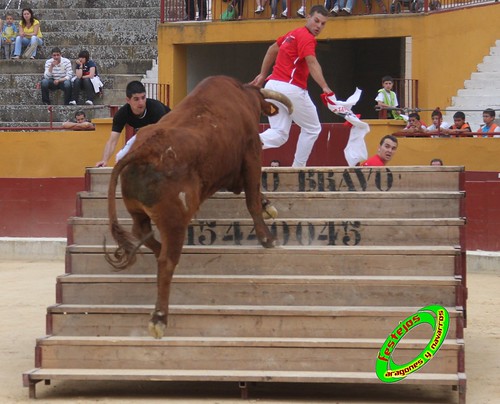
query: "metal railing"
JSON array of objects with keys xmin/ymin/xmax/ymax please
[{"xmin": 160, "ymin": 0, "xmax": 496, "ymax": 22}]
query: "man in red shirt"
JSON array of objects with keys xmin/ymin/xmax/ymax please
[
  {"xmin": 250, "ymin": 5, "xmax": 333, "ymax": 167},
  {"xmin": 361, "ymin": 135, "xmax": 398, "ymax": 166}
]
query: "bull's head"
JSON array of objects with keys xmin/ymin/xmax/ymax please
[{"xmin": 260, "ymin": 88, "xmax": 294, "ymax": 117}]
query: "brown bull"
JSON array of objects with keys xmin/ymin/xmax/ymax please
[{"xmin": 106, "ymin": 75, "xmax": 292, "ymax": 338}]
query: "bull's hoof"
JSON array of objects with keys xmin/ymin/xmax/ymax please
[
  {"xmin": 148, "ymin": 311, "xmax": 167, "ymax": 339},
  {"xmin": 261, "ymin": 237, "xmax": 276, "ymax": 249},
  {"xmin": 262, "ymin": 204, "xmax": 278, "ymax": 220}
]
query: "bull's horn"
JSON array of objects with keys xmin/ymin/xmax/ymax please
[{"xmin": 260, "ymin": 89, "xmax": 293, "ymax": 114}]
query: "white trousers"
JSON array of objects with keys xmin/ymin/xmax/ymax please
[{"xmin": 260, "ymin": 80, "xmax": 322, "ymax": 167}]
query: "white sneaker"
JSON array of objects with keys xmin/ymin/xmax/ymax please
[
  {"xmin": 342, "ymin": 7, "xmax": 352, "ymax": 14},
  {"xmin": 331, "ymin": 6, "xmax": 339, "ymax": 14},
  {"xmin": 69, "ymin": 100, "xmax": 77, "ymax": 105},
  {"xmin": 297, "ymin": 6, "xmax": 305, "ymax": 17},
  {"xmin": 281, "ymin": 8, "xmax": 288, "ymax": 17},
  {"xmin": 254, "ymin": 6, "xmax": 264, "ymax": 13},
  {"xmin": 271, "ymin": 14, "xmax": 276, "ymax": 19},
  {"xmin": 85, "ymin": 100, "xmax": 94, "ymax": 105}
]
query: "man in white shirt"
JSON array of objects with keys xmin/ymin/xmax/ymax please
[{"xmin": 40, "ymin": 47, "xmax": 73, "ymax": 105}]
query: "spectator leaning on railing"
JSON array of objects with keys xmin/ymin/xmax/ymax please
[{"xmin": 41, "ymin": 47, "xmax": 73, "ymax": 105}]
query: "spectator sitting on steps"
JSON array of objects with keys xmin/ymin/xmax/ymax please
[
  {"xmin": 69, "ymin": 50, "xmax": 102, "ymax": 106},
  {"xmin": 62, "ymin": 110, "xmax": 95, "ymax": 131},
  {"xmin": 361, "ymin": 134, "xmax": 398, "ymax": 166},
  {"xmin": 12, "ymin": 8, "xmax": 43, "ymax": 59},
  {"xmin": 41, "ymin": 47, "xmax": 73, "ymax": 105}
]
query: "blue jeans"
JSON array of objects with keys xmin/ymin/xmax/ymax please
[
  {"xmin": 14, "ymin": 35, "xmax": 43, "ymax": 57},
  {"xmin": 41, "ymin": 78, "xmax": 72, "ymax": 105}
]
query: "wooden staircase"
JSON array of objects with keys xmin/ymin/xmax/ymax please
[{"xmin": 23, "ymin": 166, "xmax": 467, "ymax": 403}]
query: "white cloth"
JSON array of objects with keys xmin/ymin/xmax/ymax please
[
  {"xmin": 116, "ymin": 134, "xmax": 136, "ymax": 161},
  {"xmin": 90, "ymin": 76, "xmax": 103, "ymax": 93},
  {"xmin": 323, "ymin": 88, "xmax": 370, "ymax": 166},
  {"xmin": 260, "ymin": 80, "xmax": 322, "ymax": 168}
]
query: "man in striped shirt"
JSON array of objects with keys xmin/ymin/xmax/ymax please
[{"xmin": 41, "ymin": 47, "xmax": 73, "ymax": 105}]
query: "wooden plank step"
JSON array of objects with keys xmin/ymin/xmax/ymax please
[
  {"xmin": 32, "ymin": 336, "xmax": 463, "ymax": 374},
  {"xmin": 56, "ymin": 274, "xmax": 461, "ymax": 307},
  {"xmin": 66, "ymin": 245, "xmax": 462, "ymax": 276},
  {"xmin": 24, "ymin": 368, "xmax": 465, "ymax": 384},
  {"xmin": 68, "ymin": 217, "xmax": 463, "ymax": 247},
  {"xmin": 46, "ymin": 304, "xmax": 463, "ymax": 339},
  {"xmin": 85, "ymin": 166, "xmax": 464, "ymax": 194},
  {"xmin": 76, "ymin": 191, "xmax": 464, "ymax": 219}
]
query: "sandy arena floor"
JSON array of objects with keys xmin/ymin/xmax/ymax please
[{"xmin": 0, "ymin": 260, "xmax": 498, "ymax": 403}]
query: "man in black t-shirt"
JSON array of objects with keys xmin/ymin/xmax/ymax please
[{"xmin": 96, "ymin": 81, "xmax": 170, "ymax": 167}]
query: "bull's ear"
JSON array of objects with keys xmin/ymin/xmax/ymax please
[{"xmin": 263, "ymin": 101, "xmax": 279, "ymax": 117}]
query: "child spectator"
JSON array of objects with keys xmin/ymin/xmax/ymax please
[
  {"xmin": 41, "ymin": 47, "xmax": 73, "ymax": 105},
  {"xmin": 1, "ymin": 12, "xmax": 18, "ymax": 60},
  {"xmin": 402, "ymin": 112, "xmax": 426, "ymax": 133},
  {"xmin": 375, "ymin": 75, "xmax": 402, "ymax": 119},
  {"xmin": 62, "ymin": 110, "xmax": 95, "ymax": 131},
  {"xmin": 425, "ymin": 108, "xmax": 451, "ymax": 136},
  {"xmin": 448, "ymin": 111, "xmax": 472, "ymax": 137},
  {"xmin": 477, "ymin": 108, "xmax": 500, "ymax": 137},
  {"xmin": 69, "ymin": 50, "xmax": 102, "ymax": 106},
  {"xmin": 361, "ymin": 135, "xmax": 398, "ymax": 166},
  {"xmin": 12, "ymin": 8, "xmax": 43, "ymax": 59}
]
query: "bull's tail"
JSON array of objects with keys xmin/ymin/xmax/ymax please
[{"xmin": 104, "ymin": 154, "xmax": 142, "ymax": 270}]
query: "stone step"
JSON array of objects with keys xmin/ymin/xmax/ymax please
[
  {"xmin": 76, "ymin": 191, "xmax": 464, "ymax": 219},
  {"xmin": 56, "ymin": 274, "xmax": 460, "ymax": 306},
  {"xmin": 0, "ymin": 105, "xmax": 112, "ymax": 123},
  {"xmin": 68, "ymin": 217, "xmax": 463, "ymax": 247},
  {"xmin": 469, "ymin": 71, "xmax": 500, "ymax": 80},
  {"xmin": 41, "ymin": 31, "xmax": 158, "ymax": 47},
  {"xmin": 39, "ymin": 18, "xmax": 159, "ymax": 34},
  {"xmin": 464, "ymin": 78, "xmax": 500, "ymax": 89},
  {"xmin": 0, "ymin": 88, "xmax": 124, "ymax": 106},
  {"xmin": 1, "ymin": 0, "xmax": 161, "ymax": 8},
  {"xmin": 29, "ymin": 45, "xmax": 158, "ymax": 61},
  {"xmin": 0, "ymin": 59, "xmax": 154, "ymax": 75},
  {"xmin": 31, "ymin": 336, "xmax": 462, "ymax": 374},
  {"xmin": 86, "ymin": 166, "xmax": 464, "ymax": 194},
  {"xmin": 457, "ymin": 87, "xmax": 500, "ymax": 96},
  {"xmin": 0, "ymin": 73, "xmax": 142, "ymax": 91},
  {"xmin": 477, "ymin": 62, "xmax": 500, "ymax": 73},
  {"xmin": 450, "ymin": 94, "xmax": 500, "ymax": 106},
  {"xmin": 31, "ymin": 7, "xmax": 160, "ymax": 20},
  {"xmin": 46, "ymin": 304, "xmax": 463, "ymax": 339},
  {"xmin": 66, "ymin": 244, "xmax": 461, "ymax": 276}
]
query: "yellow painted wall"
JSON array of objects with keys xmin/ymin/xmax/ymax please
[
  {"xmin": 0, "ymin": 119, "xmax": 125, "ymax": 178},
  {"xmin": 1, "ymin": 118, "xmax": 500, "ymax": 177}
]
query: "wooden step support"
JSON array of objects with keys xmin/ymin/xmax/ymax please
[{"xmin": 24, "ymin": 166, "xmax": 467, "ymax": 403}]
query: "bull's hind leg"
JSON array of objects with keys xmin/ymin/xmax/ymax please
[
  {"xmin": 243, "ymin": 160, "xmax": 275, "ymax": 248},
  {"xmin": 130, "ymin": 212, "xmax": 161, "ymax": 257},
  {"xmin": 148, "ymin": 224, "xmax": 186, "ymax": 339}
]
